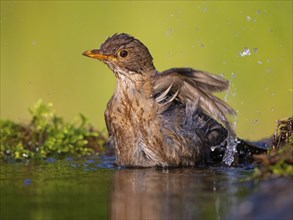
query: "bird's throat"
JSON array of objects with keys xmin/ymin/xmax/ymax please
[{"xmin": 114, "ymin": 73, "xmax": 153, "ymax": 99}]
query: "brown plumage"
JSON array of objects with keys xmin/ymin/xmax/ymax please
[{"xmin": 83, "ymin": 33, "xmax": 265, "ymax": 167}]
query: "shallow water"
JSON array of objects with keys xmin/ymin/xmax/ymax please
[{"xmin": 0, "ymin": 155, "xmax": 261, "ymax": 220}]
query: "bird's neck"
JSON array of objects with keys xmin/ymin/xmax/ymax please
[{"xmin": 114, "ymin": 72, "xmax": 155, "ymax": 99}]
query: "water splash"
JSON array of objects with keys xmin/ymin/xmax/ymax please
[
  {"xmin": 222, "ymin": 72, "xmax": 239, "ymax": 165},
  {"xmin": 224, "ymin": 72, "xmax": 237, "ymax": 102},
  {"xmin": 240, "ymin": 48, "xmax": 251, "ymax": 57},
  {"xmin": 224, "ymin": 72, "xmax": 238, "ymax": 134},
  {"xmin": 222, "ymin": 136, "xmax": 239, "ymax": 166}
]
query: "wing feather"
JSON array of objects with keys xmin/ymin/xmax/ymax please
[{"xmin": 152, "ymin": 68, "xmax": 236, "ymax": 135}]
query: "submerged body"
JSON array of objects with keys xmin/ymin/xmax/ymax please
[{"xmin": 83, "ymin": 33, "xmax": 260, "ymax": 167}]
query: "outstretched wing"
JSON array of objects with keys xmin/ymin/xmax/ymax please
[{"xmin": 152, "ymin": 68, "xmax": 236, "ymax": 135}]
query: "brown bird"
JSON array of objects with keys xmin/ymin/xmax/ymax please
[{"xmin": 83, "ymin": 33, "xmax": 265, "ymax": 167}]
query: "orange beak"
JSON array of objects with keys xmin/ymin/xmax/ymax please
[{"xmin": 82, "ymin": 49, "xmax": 111, "ymax": 61}]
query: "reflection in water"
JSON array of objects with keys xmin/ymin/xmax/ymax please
[
  {"xmin": 0, "ymin": 158, "xmax": 254, "ymax": 220},
  {"xmin": 109, "ymin": 168, "xmax": 250, "ymax": 220}
]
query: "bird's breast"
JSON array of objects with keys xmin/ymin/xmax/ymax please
[{"xmin": 105, "ymin": 92, "xmax": 168, "ymax": 166}]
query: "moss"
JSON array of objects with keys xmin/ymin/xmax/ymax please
[
  {"xmin": 0, "ymin": 100, "xmax": 107, "ymax": 161},
  {"xmin": 253, "ymin": 117, "xmax": 293, "ymax": 178}
]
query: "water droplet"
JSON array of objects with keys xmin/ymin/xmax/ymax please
[
  {"xmin": 246, "ymin": 16, "xmax": 251, "ymax": 22},
  {"xmin": 253, "ymin": 48, "xmax": 258, "ymax": 53},
  {"xmin": 166, "ymin": 28, "xmax": 174, "ymax": 37},
  {"xmin": 271, "ymin": 107, "xmax": 275, "ymax": 111},
  {"xmin": 253, "ymin": 119, "xmax": 258, "ymax": 124},
  {"xmin": 231, "ymin": 72, "xmax": 236, "ymax": 78},
  {"xmin": 240, "ymin": 48, "xmax": 250, "ymax": 57},
  {"xmin": 233, "ymin": 121, "xmax": 237, "ymax": 130},
  {"xmin": 257, "ymin": 60, "xmax": 263, "ymax": 64}
]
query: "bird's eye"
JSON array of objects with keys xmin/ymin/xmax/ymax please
[{"xmin": 119, "ymin": 50, "xmax": 128, "ymax": 58}]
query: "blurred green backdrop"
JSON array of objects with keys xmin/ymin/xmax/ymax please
[{"xmin": 1, "ymin": 1, "xmax": 292, "ymax": 140}]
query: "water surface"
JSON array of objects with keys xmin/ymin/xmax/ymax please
[{"xmin": 0, "ymin": 156, "xmax": 257, "ymax": 220}]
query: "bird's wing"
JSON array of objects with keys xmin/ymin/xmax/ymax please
[{"xmin": 152, "ymin": 68, "xmax": 236, "ymax": 135}]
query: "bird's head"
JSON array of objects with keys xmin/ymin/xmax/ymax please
[{"xmin": 83, "ymin": 33, "xmax": 156, "ymax": 78}]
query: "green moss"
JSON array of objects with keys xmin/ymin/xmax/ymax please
[
  {"xmin": 0, "ymin": 100, "xmax": 107, "ymax": 160},
  {"xmin": 253, "ymin": 117, "xmax": 293, "ymax": 178}
]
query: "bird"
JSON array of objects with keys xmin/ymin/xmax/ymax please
[{"xmin": 83, "ymin": 33, "xmax": 265, "ymax": 167}]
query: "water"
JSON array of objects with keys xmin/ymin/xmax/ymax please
[
  {"xmin": 0, "ymin": 157, "xmax": 114, "ymax": 220},
  {"xmin": 222, "ymin": 136, "xmax": 239, "ymax": 166},
  {"xmin": 239, "ymin": 48, "xmax": 251, "ymax": 57},
  {"xmin": 0, "ymin": 156, "xmax": 258, "ymax": 220}
]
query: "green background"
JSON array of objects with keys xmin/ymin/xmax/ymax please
[{"xmin": 1, "ymin": 1, "xmax": 292, "ymax": 140}]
